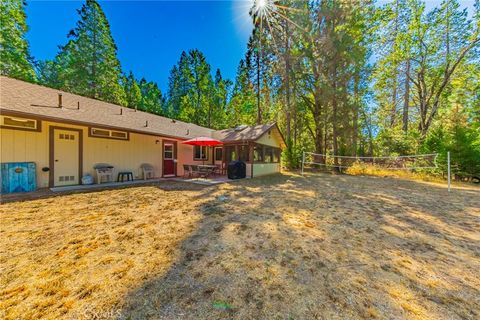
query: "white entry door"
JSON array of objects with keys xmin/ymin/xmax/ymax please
[{"xmin": 53, "ymin": 129, "xmax": 80, "ymax": 186}]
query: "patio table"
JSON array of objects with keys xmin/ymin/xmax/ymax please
[{"xmin": 196, "ymin": 165, "xmax": 217, "ymax": 178}]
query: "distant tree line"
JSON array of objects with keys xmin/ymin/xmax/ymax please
[{"xmin": 1, "ymin": 0, "xmax": 478, "ymax": 178}]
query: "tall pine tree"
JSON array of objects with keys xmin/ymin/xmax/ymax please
[
  {"xmin": 0, "ymin": 0, "xmax": 36, "ymax": 81},
  {"xmin": 227, "ymin": 59, "xmax": 257, "ymax": 127},
  {"xmin": 41, "ymin": 0, "xmax": 126, "ymax": 105},
  {"xmin": 123, "ymin": 71, "xmax": 141, "ymax": 109},
  {"xmin": 138, "ymin": 78, "xmax": 164, "ymax": 115},
  {"xmin": 166, "ymin": 49, "xmax": 227, "ymax": 128}
]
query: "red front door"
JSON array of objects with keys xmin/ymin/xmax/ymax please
[{"xmin": 163, "ymin": 143, "xmax": 175, "ymax": 176}]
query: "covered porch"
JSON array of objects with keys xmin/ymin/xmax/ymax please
[{"xmin": 180, "ymin": 141, "xmax": 281, "ymax": 179}]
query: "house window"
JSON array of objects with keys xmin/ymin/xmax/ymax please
[
  {"xmin": 215, "ymin": 147, "xmax": 223, "ymax": 161},
  {"xmin": 59, "ymin": 134, "xmax": 75, "ymax": 140},
  {"xmin": 273, "ymin": 149, "xmax": 280, "ymax": 163},
  {"xmin": 224, "ymin": 146, "xmax": 236, "ymax": 162},
  {"xmin": 111, "ymin": 131, "xmax": 128, "ymax": 139},
  {"xmin": 90, "ymin": 127, "xmax": 128, "ymax": 140},
  {"xmin": 239, "ymin": 145, "xmax": 250, "ymax": 162},
  {"xmin": 253, "ymin": 145, "xmax": 264, "ymax": 162},
  {"xmin": 164, "ymin": 144, "xmax": 174, "ymax": 159},
  {"xmin": 253, "ymin": 144, "xmax": 280, "ymax": 163},
  {"xmin": 264, "ymin": 147, "xmax": 273, "ymax": 163},
  {"xmin": 194, "ymin": 145, "xmax": 208, "ymax": 160},
  {"xmin": 1, "ymin": 116, "xmax": 38, "ymax": 130}
]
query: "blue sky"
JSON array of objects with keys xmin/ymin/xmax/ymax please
[
  {"xmin": 25, "ymin": 1, "xmax": 475, "ymax": 92},
  {"xmin": 25, "ymin": 0, "xmax": 254, "ymax": 92}
]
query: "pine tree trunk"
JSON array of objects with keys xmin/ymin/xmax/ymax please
[
  {"xmin": 390, "ymin": 0, "xmax": 399, "ymax": 127},
  {"xmin": 314, "ymin": 92, "xmax": 323, "ymax": 157},
  {"xmin": 256, "ymin": 25, "xmax": 262, "ymax": 125},
  {"xmin": 332, "ymin": 96, "xmax": 339, "ymax": 164},
  {"xmin": 92, "ymin": 9, "xmax": 98, "ymax": 99},
  {"xmin": 284, "ymin": 21, "xmax": 291, "ymax": 148},
  {"xmin": 332, "ymin": 62, "xmax": 339, "ymax": 168},
  {"xmin": 353, "ymin": 73, "xmax": 359, "ymax": 156},
  {"xmin": 391, "ymin": 76, "xmax": 397, "ymax": 126},
  {"xmin": 292, "ymin": 74, "xmax": 298, "ymax": 147},
  {"xmin": 402, "ymin": 58, "xmax": 410, "ymax": 133}
]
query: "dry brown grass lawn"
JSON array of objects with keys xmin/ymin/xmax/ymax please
[{"xmin": 1, "ymin": 173, "xmax": 479, "ymax": 319}]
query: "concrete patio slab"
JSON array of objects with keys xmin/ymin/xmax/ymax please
[{"xmin": 49, "ymin": 179, "xmax": 164, "ymax": 192}]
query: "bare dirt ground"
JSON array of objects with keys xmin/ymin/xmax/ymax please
[{"xmin": 1, "ymin": 173, "xmax": 479, "ymax": 320}]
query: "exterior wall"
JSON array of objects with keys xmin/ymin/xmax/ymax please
[
  {"xmin": 252, "ymin": 128, "xmax": 283, "ymax": 177},
  {"xmin": 0, "ymin": 117, "xmax": 285, "ymax": 189},
  {"xmin": 246, "ymin": 163, "xmax": 252, "ymax": 177},
  {"xmin": 256, "ymin": 129, "xmax": 283, "ymax": 148},
  {"xmin": 252, "ymin": 163, "xmax": 280, "ymax": 177},
  {"xmin": 1, "ymin": 120, "xmax": 185, "ymax": 188},
  {"xmin": 82, "ymin": 129, "xmax": 164, "ymax": 181},
  {"xmin": 213, "ymin": 147, "xmax": 223, "ymax": 166},
  {"xmin": 176, "ymin": 144, "xmax": 214, "ymax": 176},
  {"xmin": 2, "ymin": 124, "xmax": 50, "ymax": 188}
]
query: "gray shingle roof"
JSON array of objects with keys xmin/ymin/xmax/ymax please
[
  {"xmin": 0, "ymin": 76, "xmax": 284, "ymax": 147},
  {"xmin": 213, "ymin": 123, "xmax": 277, "ymax": 142},
  {"xmin": 0, "ymin": 76, "xmax": 214, "ymax": 139}
]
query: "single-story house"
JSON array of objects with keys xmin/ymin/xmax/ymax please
[{"xmin": 0, "ymin": 76, "xmax": 285, "ymax": 191}]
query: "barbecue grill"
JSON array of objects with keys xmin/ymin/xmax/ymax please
[{"xmin": 227, "ymin": 161, "xmax": 246, "ymax": 179}]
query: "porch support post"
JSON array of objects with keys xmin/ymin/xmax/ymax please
[
  {"xmin": 249, "ymin": 142, "xmax": 255, "ymax": 178},
  {"xmin": 222, "ymin": 144, "xmax": 226, "ymax": 175}
]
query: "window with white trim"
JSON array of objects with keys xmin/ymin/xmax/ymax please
[
  {"xmin": 1, "ymin": 116, "xmax": 38, "ymax": 130},
  {"xmin": 194, "ymin": 145, "xmax": 208, "ymax": 160},
  {"xmin": 164, "ymin": 144, "xmax": 174, "ymax": 159},
  {"xmin": 214, "ymin": 147, "xmax": 223, "ymax": 161},
  {"xmin": 90, "ymin": 127, "xmax": 128, "ymax": 140}
]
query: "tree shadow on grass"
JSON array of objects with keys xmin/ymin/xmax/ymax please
[{"xmin": 117, "ymin": 173, "xmax": 480, "ymax": 319}]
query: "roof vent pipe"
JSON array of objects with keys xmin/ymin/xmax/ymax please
[
  {"xmin": 145, "ymin": 120, "xmax": 148, "ymax": 127},
  {"xmin": 120, "ymin": 108, "xmax": 123, "ymax": 115},
  {"xmin": 58, "ymin": 94, "xmax": 62, "ymax": 108},
  {"xmin": 77, "ymin": 101, "xmax": 80, "ymax": 110}
]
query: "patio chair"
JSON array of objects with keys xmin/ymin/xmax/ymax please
[
  {"xmin": 140, "ymin": 163, "xmax": 155, "ymax": 180},
  {"xmin": 94, "ymin": 163, "xmax": 114, "ymax": 184},
  {"xmin": 214, "ymin": 164, "xmax": 224, "ymax": 176},
  {"xmin": 190, "ymin": 165, "xmax": 199, "ymax": 177},
  {"xmin": 183, "ymin": 164, "xmax": 192, "ymax": 178},
  {"xmin": 215, "ymin": 163, "xmax": 226, "ymax": 175}
]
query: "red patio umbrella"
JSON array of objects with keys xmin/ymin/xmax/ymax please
[
  {"xmin": 181, "ymin": 137, "xmax": 223, "ymax": 165},
  {"xmin": 181, "ymin": 137, "xmax": 223, "ymax": 146}
]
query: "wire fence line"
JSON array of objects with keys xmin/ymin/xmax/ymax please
[
  {"xmin": 302, "ymin": 152, "xmax": 439, "ymax": 171},
  {"xmin": 301, "ymin": 151, "xmax": 451, "ymax": 192}
]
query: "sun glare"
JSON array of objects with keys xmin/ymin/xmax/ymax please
[{"xmin": 253, "ymin": 0, "xmax": 275, "ymax": 18}]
